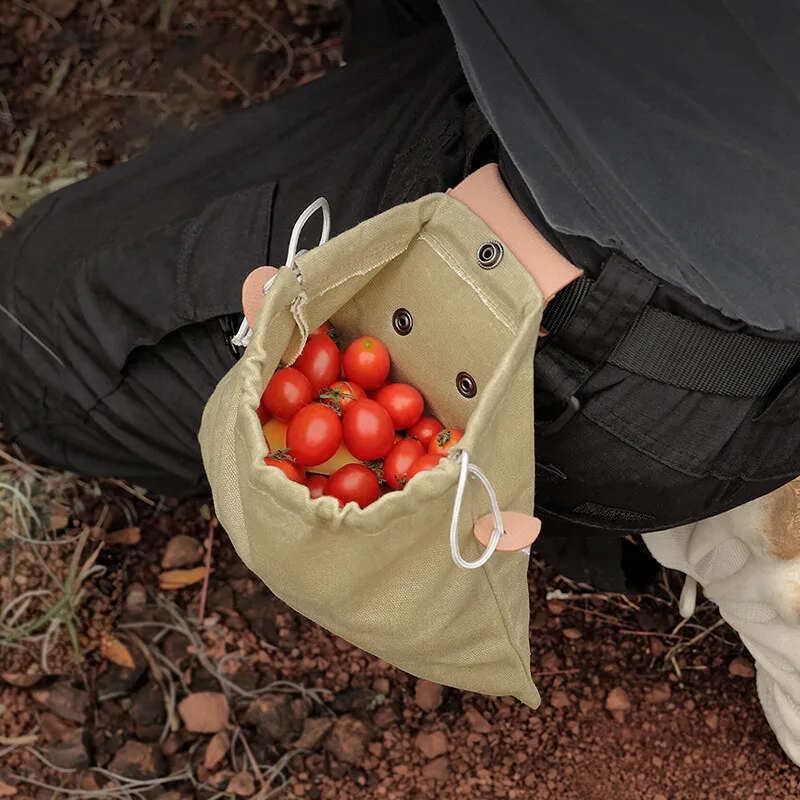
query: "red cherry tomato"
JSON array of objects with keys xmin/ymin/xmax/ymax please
[
  {"xmin": 406, "ymin": 454, "xmax": 443, "ymax": 483},
  {"xmin": 310, "ymin": 322, "xmax": 332, "ymax": 338},
  {"xmin": 262, "ymin": 368, "xmax": 313, "ymax": 421},
  {"xmin": 366, "ymin": 381, "xmax": 390, "ymax": 400},
  {"xmin": 319, "ymin": 380, "xmax": 366, "ymax": 416},
  {"xmin": 383, "ymin": 438, "xmax": 426, "ymax": 490},
  {"xmin": 293, "ymin": 335, "xmax": 342, "ymax": 395},
  {"xmin": 306, "ymin": 474, "xmax": 328, "ymax": 499},
  {"xmin": 257, "ymin": 404, "xmax": 271, "ymax": 425},
  {"xmin": 342, "ymin": 337, "xmax": 391, "ymax": 390},
  {"xmin": 342, "ymin": 399, "xmax": 396, "ymax": 461},
  {"xmin": 325, "ymin": 464, "xmax": 380, "ymax": 508},
  {"xmin": 407, "ymin": 416, "xmax": 444, "ymax": 449},
  {"xmin": 375, "ymin": 383, "xmax": 424, "ymax": 430},
  {"xmin": 286, "ymin": 404, "xmax": 343, "ymax": 466},
  {"xmin": 428, "ymin": 428, "xmax": 464, "ymax": 457},
  {"xmin": 263, "ymin": 456, "xmax": 306, "ymax": 484}
]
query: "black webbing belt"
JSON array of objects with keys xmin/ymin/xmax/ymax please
[{"xmin": 542, "ymin": 276, "xmax": 800, "ymax": 398}]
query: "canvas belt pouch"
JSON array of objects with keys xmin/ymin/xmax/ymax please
[{"xmin": 198, "ymin": 164, "xmax": 581, "ymax": 707}]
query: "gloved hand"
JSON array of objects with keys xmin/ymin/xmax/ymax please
[{"xmin": 643, "ymin": 479, "xmax": 800, "ymax": 767}]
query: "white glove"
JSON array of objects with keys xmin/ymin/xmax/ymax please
[{"xmin": 643, "ymin": 479, "xmax": 800, "ymax": 767}]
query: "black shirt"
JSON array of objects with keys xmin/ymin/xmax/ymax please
[{"xmin": 439, "ymin": 0, "xmax": 800, "ymax": 332}]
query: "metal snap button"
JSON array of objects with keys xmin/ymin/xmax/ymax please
[
  {"xmin": 392, "ymin": 308, "xmax": 413, "ymax": 336},
  {"xmin": 477, "ymin": 241, "xmax": 503, "ymax": 269},
  {"xmin": 457, "ymin": 371, "xmax": 477, "ymax": 398}
]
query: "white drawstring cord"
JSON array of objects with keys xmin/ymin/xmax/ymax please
[
  {"xmin": 231, "ymin": 197, "xmax": 331, "ymax": 347},
  {"xmin": 449, "ymin": 451, "xmax": 505, "ymax": 570}
]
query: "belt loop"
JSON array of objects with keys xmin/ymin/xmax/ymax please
[{"xmin": 536, "ymin": 254, "xmax": 657, "ymax": 430}]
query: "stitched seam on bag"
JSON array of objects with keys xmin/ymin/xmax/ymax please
[
  {"xmin": 313, "ymin": 240, "xmax": 412, "ymax": 299},
  {"xmin": 483, "ymin": 563, "xmax": 538, "ymax": 699},
  {"xmin": 419, "ymin": 231, "xmax": 517, "ymax": 332}
]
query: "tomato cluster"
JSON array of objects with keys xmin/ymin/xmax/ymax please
[{"xmin": 258, "ymin": 325, "xmax": 464, "ymax": 508}]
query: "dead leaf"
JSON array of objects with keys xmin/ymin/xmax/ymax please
[
  {"xmin": 160, "ymin": 566, "xmax": 207, "ymax": 590},
  {"xmin": 0, "ymin": 780, "xmax": 17, "ymax": 797},
  {"xmin": 204, "ymin": 731, "xmax": 230, "ymax": 770},
  {"xmin": 101, "ymin": 634, "xmax": 136, "ymax": 669},
  {"xmin": 105, "ymin": 527, "xmax": 142, "ymax": 546}
]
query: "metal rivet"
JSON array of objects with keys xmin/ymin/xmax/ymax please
[
  {"xmin": 392, "ymin": 308, "xmax": 413, "ymax": 336},
  {"xmin": 477, "ymin": 241, "xmax": 503, "ymax": 269},
  {"xmin": 457, "ymin": 371, "xmax": 477, "ymax": 398}
]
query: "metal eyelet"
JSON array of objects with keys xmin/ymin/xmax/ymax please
[
  {"xmin": 457, "ymin": 372, "xmax": 477, "ymax": 398},
  {"xmin": 392, "ymin": 308, "xmax": 413, "ymax": 336},
  {"xmin": 477, "ymin": 241, "xmax": 503, "ymax": 269}
]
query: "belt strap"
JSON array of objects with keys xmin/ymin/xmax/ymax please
[{"xmin": 543, "ymin": 276, "xmax": 800, "ymax": 398}]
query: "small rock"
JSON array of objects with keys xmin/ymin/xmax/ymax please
[
  {"xmin": 550, "ymin": 691, "xmax": 570, "ymax": 709},
  {"xmin": 32, "ymin": 684, "xmax": 88, "ymax": 723},
  {"xmin": 106, "ymin": 527, "xmax": 141, "ymax": 546},
  {"xmin": 244, "ymin": 694, "xmax": 295, "ymax": 743},
  {"xmin": 415, "ymin": 730, "xmax": 448, "ymax": 759},
  {"xmin": 108, "ymin": 741, "xmax": 167, "ymax": 780},
  {"xmin": 372, "ymin": 679, "xmax": 390, "ymax": 695},
  {"xmin": 178, "ymin": 692, "xmax": 229, "ymax": 733},
  {"xmin": 331, "ymin": 687, "xmax": 375, "ymax": 713},
  {"xmin": 372, "ymin": 706, "xmax": 396, "ymax": 728},
  {"xmin": 209, "ymin": 770, "xmax": 234, "ymax": 789},
  {"xmin": 563, "ymin": 628, "xmax": 582, "ymax": 640},
  {"xmin": 325, "ymin": 716, "xmax": 371, "ymax": 764},
  {"xmin": 162, "ymin": 535, "xmax": 205, "ymax": 569},
  {"xmin": 39, "ymin": 712, "xmax": 72, "ymax": 742},
  {"xmin": 464, "ymin": 707, "xmax": 494, "ymax": 734},
  {"xmin": 2, "ymin": 671, "xmax": 42, "ymax": 687},
  {"xmin": 204, "ymin": 731, "xmax": 230, "ymax": 770},
  {"xmin": 39, "ymin": 0, "xmax": 77, "ymax": 20},
  {"xmin": 605, "ymin": 688, "xmax": 632, "ymax": 713},
  {"xmin": 729, "ymin": 657, "xmax": 755, "ymax": 679},
  {"xmin": 421, "ymin": 756, "xmax": 450, "ymax": 781},
  {"xmin": 645, "ymin": 684, "xmax": 671, "ymax": 704},
  {"xmin": 294, "ymin": 718, "xmax": 335, "ymax": 750},
  {"xmin": 0, "ymin": 48, "xmax": 20, "ymax": 67},
  {"xmin": 415, "ymin": 680, "xmax": 444, "ymax": 711},
  {"xmin": 126, "ymin": 583, "xmax": 147, "ymax": 610},
  {"xmin": 705, "ymin": 712, "xmax": 719, "ymax": 731},
  {"xmin": 43, "ymin": 729, "xmax": 90, "ymax": 770},
  {"xmin": 131, "ymin": 683, "xmax": 166, "ymax": 740},
  {"xmin": 162, "ymin": 730, "xmax": 195, "ymax": 757},
  {"xmin": 97, "ymin": 664, "xmax": 146, "ymax": 701},
  {"xmin": 227, "ymin": 772, "xmax": 256, "ymax": 797}
]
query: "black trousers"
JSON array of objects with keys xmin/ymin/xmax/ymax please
[{"xmin": 2, "ymin": 11, "xmax": 799, "ymax": 589}]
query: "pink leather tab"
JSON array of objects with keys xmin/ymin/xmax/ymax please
[
  {"xmin": 448, "ymin": 164, "xmax": 583, "ymax": 301},
  {"xmin": 242, "ymin": 266, "xmax": 280, "ymax": 327},
  {"xmin": 474, "ymin": 511, "xmax": 542, "ymax": 552}
]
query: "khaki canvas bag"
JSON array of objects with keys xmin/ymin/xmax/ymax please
[{"xmin": 199, "ymin": 164, "xmax": 581, "ymax": 708}]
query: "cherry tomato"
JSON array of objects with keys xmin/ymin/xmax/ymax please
[
  {"xmin": 342, "ymin": 337, "xmax": 390, "ymax": 390},
  {"xmin": 325, "ymin": 464, "xmax": 380, "ymax": 508},
  {"xmin": 407, "ymin": 416, "xmax": 444, "ymax": 449},
  {"xmin": 262, "ymin": 368, "xmax": 312, "ymax": 421},
  {"xmin": 375, "ymin": 383, "xmax": 424, "ymax": 430},
  {"xmin": 286, "ymin": 404, "xmax": 343, "ymax": 466},
  {"xmin": 342, "ymin": 399, "xmax": 395, "ymax": 461},
  {"xmin": 428, "ymin": 428, "xmax": 464, "ymax": 457},
  {"xmin": 383, "ymin": 438, "xmax": 426, "ymax": 490},
  {"xmin": 406, "ymin": 454, "xmax": 443, "ymax": 483},
  {"xmin": 310, "ymin": 322, "xmax": 332, "ymax": 338},
  {"xmin": 306, "ymin": 474, "xmax": 328, "ymax": 499},
  {"xmin": 257, "ymin": 405, "xmax": 271, "ymax": 425},
  {"xmin": 293, "ymin": 335, "xmax": 342, "ymax": 395},
  {"xmin": 263, "ymin": 418, "xmax": 288, "ymax": 452},
  {"xmin": 263, "ymin": 456, "xmax": 306, "ymax": 484},
  {"xmin": 319, "ymin": 380, "xmax": 366, "ymax": 416},
  {"xmin": 366, "ymin": 381, "xmax": 390, "ymax": 399}
]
